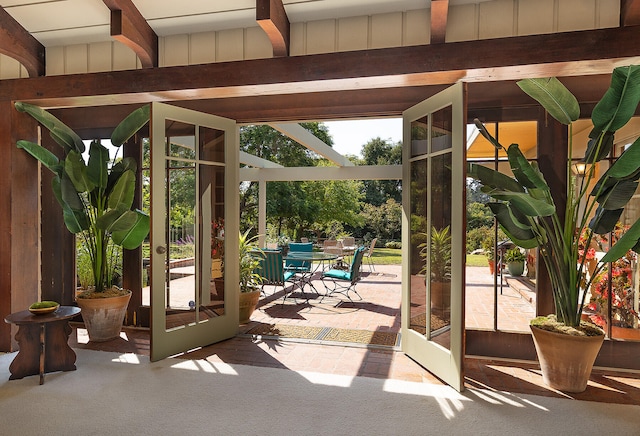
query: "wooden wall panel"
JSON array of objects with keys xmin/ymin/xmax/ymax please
[
  {"xmin": 558, "ymin": 0, "xmax": 597, "ymax": 32},
  {"xmin": 217, "ymin": 28, "xmax": 244, "ymax": 62},
  {"xmin": 244, "ymin": 26, "xmax": 272, "ymax": 60},
  {"xmin": 518, "ymin": 0, "xmax": 555, "ymax": 35},
  {"xmin": 190, "ymin": 31, "xmax": 216, "ymax": 64},
  {"xmin": 163, "ymin": 34, "xmax": 190, "ymax": 67},
  {"xmin": 64, "ymin": 44, "xmax": 89, "ymax": 74},
  {"xmin": 371, "ymin": 13, "xmax": 403, "ymax": 49},
  {"xmin": 289, "ymin": 23, "xmax": 305, "ymax": 56},
  {"xmin": 113, "ymin": 41, "xmax": 139, "ymax": 71},
  {"xmin": 404, "ymin": 9, "xmax": 429, "ymax": 46},
  {"xmin": 0, "ymin": 55, "xmax": 23, "ymax": 79},
  {"xmin": 45, "ymin": 46, "xmax": 65, "ymax": 76},
  {"xmin": 305, "ymin": 20, "xmax": 336, "ymax": 54},
  {"xmin": 447, "ymin": 4, "xmax": 479, "ymax": 42},
  {"xmin": 479, "ymin": 0, "xmax": 515, "ymax": 39},
  {"xmin": 598, "ymin": 0, "xmax": 621, "ymax": 27},
  {"xmin": 88, "ymin": 41, "xmax": 113, "ymax": 73},
  {"xmin": 338, "ymin": 16, "xmax": 368, "ymax": 52}
]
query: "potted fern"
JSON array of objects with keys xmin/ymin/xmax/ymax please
[
  {"xmin": 15, "ymin": 102, "xmax": 150, "ymax": 342},
  {"xmin": 419, "ymin": 226, "xmax": 451, "ymax": 314},
  {"xmin": 469, "ymin": 65, "xmax": 640, "ymax": 392},
  {"xmin": 503, "ymin": 247, "xmax": 525, "ymax": 277},
  {"xmin": 238, "ymin": 229, "xmax": 263, "ymax": 323}
]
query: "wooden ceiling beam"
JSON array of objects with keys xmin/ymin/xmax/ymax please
[
  {"xmin": 256, "ymin": 0, "xmax": 290, "ymax": 57},
  {"xmin": 7, "ymin": 25, "xmax": 640, "ymax": 109},
  {"xmin": 0, "ymin": 7, "xmax": 44, "ymax": 77},
  {"xmin": 103, "ymin": 0, "xmax": 158, "ymax": 68},
  {"xmin": 621, "ymin": 0, "xmax": 640, "ymax": 26},
  {"xmin": 430, "ymin": 0, "xmax": 449, "ymax": 44}
]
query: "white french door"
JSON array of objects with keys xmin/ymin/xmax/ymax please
[
  {"xmin": 150, "ymin": 102, "xmax": 239, "ymax": 361},
  {"xmin": 401, "ymin": 82, "xmax": 466, "ymax": 391}
]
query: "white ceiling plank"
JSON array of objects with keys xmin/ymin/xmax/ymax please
[{"xmin": 269, "ymin": 122, "xmax": 354, "ymax": 167}]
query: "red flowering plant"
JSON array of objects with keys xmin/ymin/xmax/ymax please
[{"xmin": 587, "ymin": 223, "xmax": 640, "ymax": 329}]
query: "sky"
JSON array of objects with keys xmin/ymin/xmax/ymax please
[{"xmin": 323, "ymin": 118, "xmax": 403, "ymax": 157}]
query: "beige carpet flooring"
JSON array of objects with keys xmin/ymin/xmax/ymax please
[{"xmin": 2, "ymin": 349, "xmax": 640, "ymax": 436}]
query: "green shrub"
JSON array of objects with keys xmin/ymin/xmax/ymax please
[{"xmin": 385, "ymin": 241, "xmax": 402, "ymax": 249}]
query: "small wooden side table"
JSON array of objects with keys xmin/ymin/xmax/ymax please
[{"xmin": 4, "ymin": 306, "xmax": 81, "ymax": 384}]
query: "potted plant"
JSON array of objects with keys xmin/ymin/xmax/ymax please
[
  {"xmin": 504, "ymin": 247, "xmax": 525, "ymax": 277},
  {"xmin": 15, "ymin": 102, "xmax": 150, "ymax": 342},
  {"xmin": 419, "ymin": 226, "xmax": 451, "ymax": 314},
  {"xmin": 468, "ymin": 65, "xmax": 640, "ymax": 392},
  {"xmin": 238, "ymin": 229, "xmax": 263, "ymax": 323}
]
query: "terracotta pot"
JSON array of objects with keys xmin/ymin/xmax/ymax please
[
  {"xmin": 430, "ymin": 281, "xmax": 451, "ymax": 315},
  {"xmin": 76, "ymin": 291, "xmax": 131, "ymax": 342},
  {"xmin": 238, "ymin": 289, "xmax": 260, "ymax": 323},
  {"xmin": 213, "ymin": 278, "xmax": 225, "ymax": 301},
  {"xmin": 530, "ymin": 325, "xmax": 604, "ymax": 393},
  {"xmin": 610, "ymin": 324, "xmax": 640, "ymax": 341},
  {"xmin": 487, "ymin": 259, "xmax": 495, "ymax": 275}
]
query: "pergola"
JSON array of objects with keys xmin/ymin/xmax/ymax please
[{"xmin": 1, "ymin": 1, "xmax": 639, "ymax": 369}]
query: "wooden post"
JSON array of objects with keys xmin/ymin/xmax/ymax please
[{"xmin": 536, "ymin": 108, "xmax": 568, "ymax": 317}]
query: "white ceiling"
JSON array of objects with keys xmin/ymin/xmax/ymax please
[{"xmin": 1, "ymin": 0, "xmax": 487, "ymax": 47}]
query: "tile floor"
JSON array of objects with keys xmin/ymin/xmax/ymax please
[{"xmin": 71, "ymin": 264, "xmax": 640, "ymax": 406}]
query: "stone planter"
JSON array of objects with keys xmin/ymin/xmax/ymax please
[
  {"xmin": 530, "ymin": 325, "xmax": 604, "ymax": 393},
  {"xmin": 76, "ymin": 290, "xmax": 131, "ymax": 342},
  {"xmin": 507, "ymin": 261, "xmax": 524, "ymax": 276}
]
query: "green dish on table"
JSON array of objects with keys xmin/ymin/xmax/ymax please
[{"xmin": 29, "ymin": 301, "xmax": 60, "ymax": 315}]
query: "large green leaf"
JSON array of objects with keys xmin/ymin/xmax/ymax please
[
  {"xmin": 583, "ymin": 130, "xmax": 614, "ymax": 164},
  {"xmin": 487, "ymin": 203, "xmax": 537, "ymax": 248},
  {"xmin": 60, "ymin": 173, "xmax": 84, "ymax": 211},
  {"xmin": 489, "ymin": 190, "xmax": 556, "ymax": 217},
  {"xmin": 507, "ymin": 144, "xmax": 550, "ymax": 192},
  {"xmin": 111, "ymin": 105, "xmax": 150, "ymax": 147},
  {"xmin": 597, "ymin": 180, "xmax": 638, "ymax": 210},
  {"xmin": 64, "ymin": 150, "xmax": 94, "ymax": 193},
  {"xmin": 517, "ymin": 77, "xmax": 580, "ymax": 125},
  {"xmin": 17, "ymin": 140, "xmax": 61, "ymax": 174},
  {"xmin": 473, "ymin": 119, "xmax": 503, "ymax": 150},
  {"xmin": 601, "ymin": 218, "xmax": 640, "ymax": 263},
  {"xmin": 467, "ymin": 163, "xmax": 524, "ymax": 193},
  {"xmin": 96, "ymin": 209, "xmax": 136, "ymax": 233},
  {"xmin": 107, "ymin": 157, "xmax": 137, "ymax": 192},
  {"xmin": 607, "ymin": 136, "xmax": 640, "ymax": 179},
  {"xmin": 111, "ymin": 210, "xmax": 150, "ymax": 249},
  {"xmin": 592, "ymin": 65, "xmax": 640, "ymax": 133},
  {"xmin": 107, "ymin": 170, "xmax": 135, "ymax": 211},
  {"xmin": 589, "ymin": 207, "xmax": 623, "ymax": 234},
  {"xmin": 87, "ymin": 140, "xmax": 109, "ymax": 190},
  {"xmin": 14, "ymin": 102, "xmax": 85, "ymax": 154},
  {"xmin": 52, "ymin": 176, "xmax": 88, "ymax": 233}
]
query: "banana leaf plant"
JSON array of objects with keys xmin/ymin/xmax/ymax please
[
  {"xmin": 15, "ymin": 102, "xmax": 150, "ymax": 295},
  {"xmin": 468, "ymin": 65, "xmax": 640, "ymax": 329}
]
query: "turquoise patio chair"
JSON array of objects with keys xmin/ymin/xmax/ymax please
[
  {"xmin": 255, "ymin": 250, "xmax": 296, "ymax": 297},
  {"xmin": 321, "ymin": 246, "xmax": 366, "ymax": 304},
  {"xmin": 284, "ymin": 242, "xmax": 313, "ymax": 274}
]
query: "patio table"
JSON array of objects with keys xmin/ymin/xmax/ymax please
[{"xmin": 284, "ymin": 251, "xmax": 338, "ymax": 299}]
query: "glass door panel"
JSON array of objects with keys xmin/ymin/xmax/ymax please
[
  {"xmin": 151, "ymin": 102, "xmax": 238, "ymax": 361},
  {"xmin": 402, "ymin": 82, "xmax": 465, "ymax": 392}
]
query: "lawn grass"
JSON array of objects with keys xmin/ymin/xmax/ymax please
[{"xmin": 368, "ymin": 248, "xmax": 489, "ymax": 267}]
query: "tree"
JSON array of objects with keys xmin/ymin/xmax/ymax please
[
  {"xmin": 360, "ymin": 138, "xmax": 402, "ymax": 206},
  {"xmin": 359, "ymin": 198, "xmax": 402, "ymax": 241}
]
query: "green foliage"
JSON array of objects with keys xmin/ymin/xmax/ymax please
[
  {"xmin": 420, "ymin": 226, "xmax": 452, "ymax": 282},
  {"xmin": 16, "ymin": 102, "xmax": 150, "ymax": 294},
  {"xmin": 359, "ymin": 199, "xmax": 402, "ymax": 241},
  {"xmin": 385, "ymin": 241, "xmax": 402, "ymax": 249},
  {"xmin": 469, "ymin": 65, "xmax": 640, "ymax": 327},
  {"xmin": 467, "ymin": 202, "xmax": 494, "ymax": 230},
  {"xmin": 504, "ymin": 247, "xmax": 526, "ymax": 263},
  {"xmin": 361, "ymin": 138, "xmax": 402, "ymax": 205},
  {"xmin": 238, "ymin": 229, "xmax": 262, "ymax": 292}
]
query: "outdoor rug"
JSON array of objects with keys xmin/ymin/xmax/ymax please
[
  {"xmin": 243, "ymin": 323, "xmax": 400, "ymax": 347},
  {"xmin": 2, "ymin": 348, "xmax": 640, "ymax": 436}
]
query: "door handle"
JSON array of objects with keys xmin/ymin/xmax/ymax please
[{"xmin": 156, "ymin": 246, "xmax": 167, "ymax": 254}]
